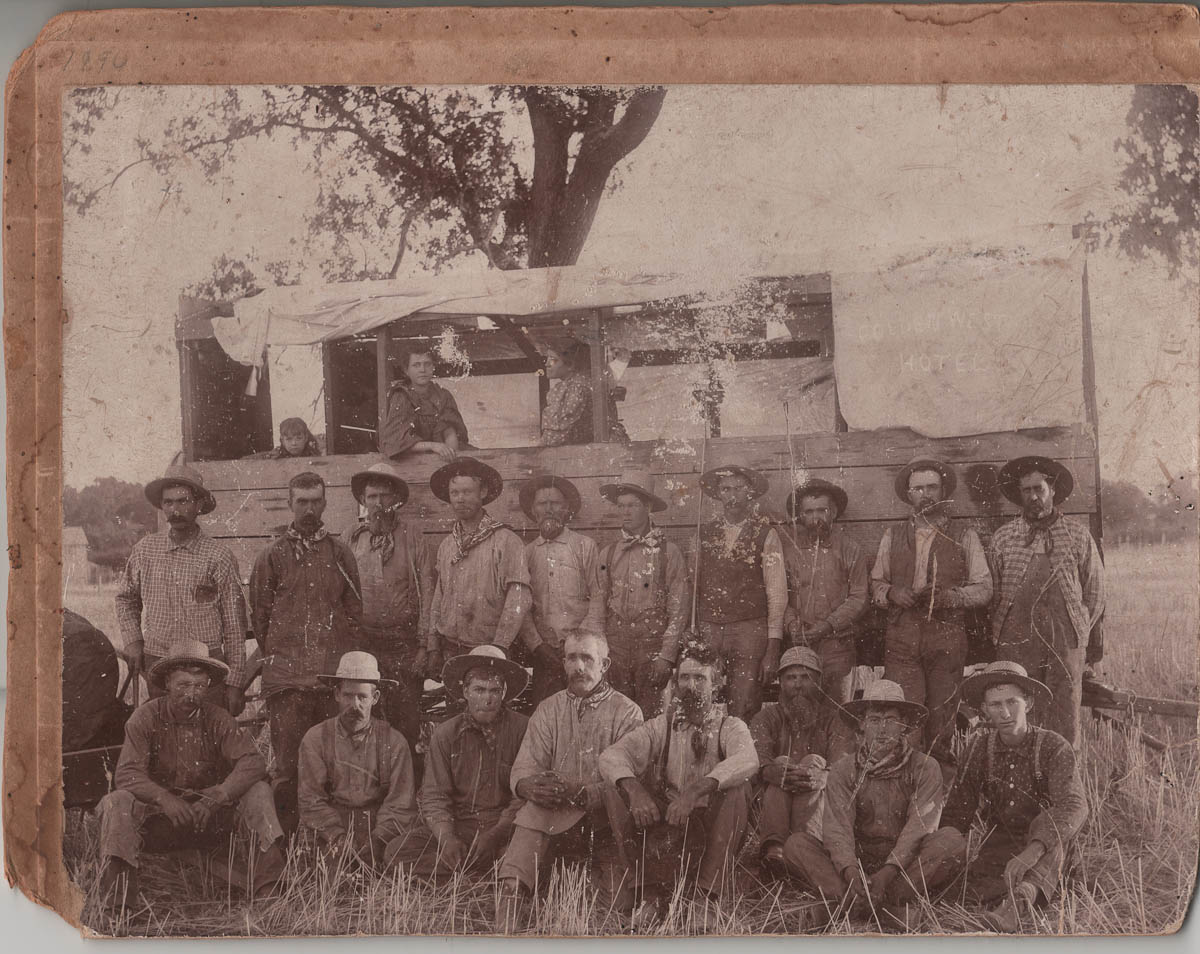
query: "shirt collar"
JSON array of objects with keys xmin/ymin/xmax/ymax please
[
  {"xmin": 456, "ymin": 707, "xmax": 508, "ymax": 738},
  {"xmin": 165, "ymin": 528, "xmax": 203, "ymax": 552},
  {"xmin": 534, "ymin": 527, "xmax": 572, "ymax": 547}
]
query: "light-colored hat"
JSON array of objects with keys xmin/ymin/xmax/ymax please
[
  {"xmin": 318, "ymin": 651, "xmax": 398, "ymax": 688},
  {"xmin": 841, "ymin": 679, "xmax": 928, "ymax": 727},
  {"xmin": 961, "ymin": 660, "xmax": 1052, "ymax": 711},
  {"xmin": 351, "ymin": 461, "xmax": 410, "ymax": 506},
  {"xmin": 147, "ymin": 639, "xmax": 230, "ymax": 688},
  {"xmin": 699, "ymin": 465, "xmax": 769, "ymax": 499},
  {"xmin": 441, "ymin": 645, "xmax": 529, "ymax": 702},
  {"xmin": 599, "ymin": 470, "xmax": 668, "ymax": 513},
  {"xmin": 893, "ymin": 457, "xmax": 957, "ymax": 504},
  {"xmin": 145, "ymin": 464, "xmax": 217, "ymax": 516},
  {"xmin": 519, "ymin": 474, "xmax": 582, "ymax": 521},
  {"xmin": 996, "ymin": 456, "xmax": 1075, "ymax": 507},
  {"xmin": 778, "ymin": 646, "xmax": 823, "ymax": 676},
  {"xmin": 430, "ymin": 457, "xmax": 504, "ymax": 505}
]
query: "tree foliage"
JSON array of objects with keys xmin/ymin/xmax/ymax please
[
  {"xmin": 1101, "ymin": 476, "xmax": 1198, "ymax": 545},
  {"xmin": 64, "ymin": 478, "xmax": 158, "ymax": 569}
]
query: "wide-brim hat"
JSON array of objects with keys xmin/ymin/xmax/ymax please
[
  {"xmin": 318, "ymin": 651, "xmax": 398, "ymax": 688},
  {"xmin": 778, "ymin": 646, "xmax": 822, "ymax": 676},
  {"xmin": 518, "ymin": 474, "xmax": 582, "ymax": 521},
  {"xmin": 351, "ymin": 461, "xmax": 410, "ymax": 507},
  {"xmin": 841, "ymin": 679, "xmax": 928, "ymax": 727},
  {"xmin": 147, "ymin": 639, "xmax": 230, "ymax": 688},
  {"xmin": 786, "ymin": 478, "xmax": 849, "ymax": 520},
  {"xmin": 699, "ymin": 465, "xmax": 769, "ymax": 499},
  {"xmin": 599, "ymin": 471, "xmax": 668, "ymax": 513},
  {"xmin": 893, "ymin": 457, "xmax": 957, "ymax": 504},
  {"xmin": 145, "ymin": 464, "xmax": 217, "ymax": 516},
  {"xmin": 430, "ymin": 457, "xmax": 504, "ymax": 505},
  {"xmin": 961, "ymin": 660, "xmax": 1052, "ymax": 711},
  {"xmin": 441, "ymin": 645, "xmax": 529, "ymax": 702},
  {"xmin": 997, "ymin": 456, "xmax": 1075, "ymax": 507}
]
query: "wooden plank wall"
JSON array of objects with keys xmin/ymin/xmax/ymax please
[{"xmin": 193, "ymin": 425, "xmax": 1098, "ymax": 582}]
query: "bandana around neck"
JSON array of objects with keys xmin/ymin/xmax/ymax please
[
  {"xmin": 620, "ymin": 523, "xmax": 663, "ymax": 551},
  {"xmin": 286, "ymin": 524, "xmax": 328, "ymax": 561},
  {"xmin": 1024, "ymin": 508, "xmax": 1063, "ymax": 548},
  {"xmin": 855, "ymin": 734, "xmax": 914, "ymax": 781},
  {"xmin": 567, "ymin": 680, "xmax": 613, "ymax": 720},
  {"xmin": 451, "ymin": 510, "xmax": 506, "ymax": 565}
]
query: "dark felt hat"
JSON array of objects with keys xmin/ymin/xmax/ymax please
[
  {"xmin": 599, "ymin": 470, "xmax": 668, "ymax": 513},
  {"xmin": 430, "ymin": 457, "xmax": 504, "ymax": 505},
  {"xmin": 786, "ymin": 478, "xmax": 850, "ymax": 520},
  {"xmin": 893, "ymin": 457, "xmax": 958, "ymax": 504},
  {"xmin": 351, "ymin": 461, "xmax": 410, "ymax": 507},
  {"xmin": 518, "ymin": 474, "xmax": 583, "ymax": 521},
  {"xmin": 145, "ymin": 464, "xmax": 217, "ymax": 516},
  {"xmin": 996, "ymin": 456, "xmax": 1075, "ymax": 507},
  {"xmin": 699, "ymin": 465, "xmax": 769, "ymax": 499}
]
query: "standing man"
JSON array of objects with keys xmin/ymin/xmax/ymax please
[
  {"xmin": 250, "ymin": 471, "xmax": 364, "ymax": 822},
  {"xmin": 428, "ymin": 458, "xmax": 532, "ymax": 678},
  {"xmin": 694, "ymin": 465, "xmax": 787, "ymax": 719},
  {"xmin": 782, "ymin": 478, "xmax": 868, "ymax": 713},
  {"xmin": 345, "ymin": 461, "xmax": 436, "ymax": 752},
  {"xmin": 116, "ymin": 464, "xmax": 248, "ymax": 713},
  {"xmin": 378, "ymin": 344, "xmax": 469, "ymax": 462},
  {"xmin": 870, "ymin": 458, "xmax": 992, "ymax": 763},
  {"xmin": 989, "ymin": 456, "xmax": 1105, "ymax": 747},
  {"xmin": 597, "ymin": 471, "xmax": 688, "ymax": 718},
  {"xmin": 518, "ymin": 474, "xmax": 606, "ymax": 705},
  {"xmin": 599, "ymin": 643, "xmax": 758, "ymax": 915},
  {"xmin": 387, "ymin": 646, "xmax": 529, "ymax": 878},
  {"xmin": 495, "ymin": 631, "xmax": 643, "ymax": 932}
]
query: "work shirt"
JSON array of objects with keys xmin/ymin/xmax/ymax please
[
  {"xmin": 600, "ymin": 531, "xmax": 689, "ymax": 660},
  {"xmin": 116, "ymin": 529, "xmax": 249, "ymax": 687},
  {"xmin": 692, "ymin": 520, "xmax": 787, "ymax": 638},
  {"xmin": 870, "ymin": 521, "xmax": 992, "ymax": 609},
  {"xmin": 379, "ymin": 381, "xmax": 469, "ymax": 458},
  {"xmin": 599, "ymin": 708, "xmax": 758, "ymax": 803},
  {"xmin": 510, "ymin": 683, "xmax": 643, "ymax": 834},
  {"xmin": 347, "ymin": 519, "xmax": 436, "ymax": 646},
  {"xmin": 421, "ymin": 708, "xmax": 529, "ymax": 841},
  {"xmin": 520, "ymin": 528, "xmax": 605, "ymax": 651},
  {"xmin": 749, "ymin": 702, "xmax": 854, "ymax": 774},
  {"xmin": 113, "ymin": 697, "xmax": 266, "ymax": 807},
  {"xmin": 249, "ymin": 531, "xmax": 364, "ymax": 691},
  {"xmin": 781, "ymin": 525, "xmax": 869, "ymax": 635},
  {"xmin": 941, "ymin": 726, "xmax": 1087, "ymax": 851},
  {"xmin": 431, "ymin": 525, "xmax": 531, "ymax": 650},
  {"xmin": 823, "ymin": 750, "xmax": 944, "ymax": 875},
  {"xmin": 297, "ymin": 716, "xmax": 417, "ymax": 842}
]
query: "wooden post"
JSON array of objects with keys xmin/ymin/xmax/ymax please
[
  {"xmin": 589, "ymin": 310, "xmax": 610, "ymax": 441},
  {"xmin": 376, "ymin": 323, "xmax": 392, "ymax": 432},
  {"xmin": 322, "ymin": 343, "xmax": 338, "ymax": 455}
]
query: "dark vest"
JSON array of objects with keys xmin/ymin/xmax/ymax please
[
  {"xmin": 888, "ymin": 518, "xmax": 969, "ymax": 623},
  {"xmin": 698, "ymin": 515, "xmax": 772, "ymax": 623}
]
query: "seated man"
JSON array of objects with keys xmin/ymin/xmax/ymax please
[
  {"xmin": 495, "ymin": 631, "xmax": 643, "ymax": 932},
  {"xmin": 297, "ymin": 652, "xmax": 417, "ymax": 867},
  {"xmin": 787, "ymin": 680, "xmax": 964, "ymax": 927},
  {"xmin": 940, "ymin": 661, "xmax": 1088, "ymax": 933},
  {"xmin": 387, "ymin": 646, "xmax": 529, "ymax": 878},
  {"xmin": 96, "ymin": 642, "xmax": 285, "ymax": 909},
  {"xmin": 599, "ymin": 643, "xmax": 758, "ymax": 915},
  {"xmin": 378, "ymin": 344, "xmax": 469, "ymax": 461},
  {"xmin": 750, "ymin": 646, "xmax": 853, "ymax": 878}
]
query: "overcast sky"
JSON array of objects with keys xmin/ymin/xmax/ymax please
[{"xmin": 62, "ymin": 84, "xmax": 1197, "ymax": 491}]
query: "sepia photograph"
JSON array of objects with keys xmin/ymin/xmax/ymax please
[{"xmin": 50, "ymin": 74, "xmax": 1199, "ymax": 939}]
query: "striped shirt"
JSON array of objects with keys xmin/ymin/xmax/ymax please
[{"xmin": 116, "ymin": 529, "xmax": 248, "ymax": 687}]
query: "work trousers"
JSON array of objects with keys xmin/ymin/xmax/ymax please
[
  {"xmin": 883, "ymin": 612, "xmax": 967, "ymax": 761},
  {"xmin": 144, "ymin": 652, "xmax": 230, "ymax": 710},
  {"xmin": 958, "ymin": 827, "xmax": 1072, "ymax": 904},
  {"xmin": 369, "ymin": 645, "xmax": 425, "ymax": 759},
  {"xmin": 497, "ymin": 814, "xmax": 629, "ymax": 904},
  {"xmin": 809, "ymin": 634, "xmax": 856, "ymax": 713},
  {"xmin": 758, "ymin": 780, "xmax": 825, "ymax": 848},
  {"xmin": 785, "ymin": 827, "xmax": 966, "ymax": 903},
  {"xmin": 607, "ymin": 616, "xmax": 670, "ymax": 718},
  {"xmin": 309, "ymin": 804, "xmax": 395, "ymax": 867},
  {"xmin": 264, "ymin": 688, "xmax": 335, "ymax": 817},
  {"xmin": 385, "ymin": 813, "xmax": 506, "ymax": 878},
  {"xmin": 97, "ymin": 782, "xmax": 283, "ymax": 868},
  {"xmin": 702, "ymin": 618, "xmax": 770, "ymax": 719}
]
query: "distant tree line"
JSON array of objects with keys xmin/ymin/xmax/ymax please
[
  {"xmin": 1102, "ymin": 477, "xmax": 1199, "ymax": 546},
  {"xmin": 63, "ymin": 478, "xmax": 157, "ymax": 571}
]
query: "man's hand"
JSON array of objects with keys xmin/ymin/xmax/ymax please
[
  {"xmin": 193, "ymin": 787, "xmax": 227, "ymax": 829},
  {"xmin": 158, "ymin": 792, "xmax": 198, "ymax": 829},
  {"xmin": 515, "ymin": 772, "xmax": 569, "ymax": 809},
  {"xmin": 438, "ymin": 835, "xmax": 467, "ymax": 869},
  {"xmin": 421, "ymin": 441, "xmax": 457, "ymax": 462},
  {"xmin": 785, "ymin": 616, "xmax": 805, "ymax": 642},
  {"xmin": 804, "ymin": 621, "xmax": 835, "ymax": 642},
  {"xmin": 1004, "ymin": 843, "xmax": 1045, "ymax": 889},
  {"xmin": 759, "ymin": 644, "xmax": 782, "ymax": 684},
  {"xmin": 931, "ymin": 588, "xmax": 962, "ymax": 610},
  {"xmin": 225, "ymin": 685, "xmax": 246, "ymax": 717},
  {"xmin": 666, "ymin": 778, "xmax": 716, "ymax": 826},
  {"xmin": 888, "ymin": 586, "xmax": 919, "ymax": 609},
  {"xmin": 649, "ymin": 656, "xmax": 674, "ymax": 687},
  {"xmin": 620, "ymin": 779, "xmax": 661, "ymax": 828},
  {"xmin": 844, "ymin": 868, "xmax": 870, "ymax": 906},
  {"xmin": 866, "ymin": 865, "xmax": 898, "ymax": 903},
  {"xmin": 782, "ymin": 762, "xmax": 824, "ymax": 793},
  {"xmin": 122, "ymin": 640, "xmax": 146, "ymax": 675}
]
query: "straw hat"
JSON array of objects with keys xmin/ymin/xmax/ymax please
[
  {"xmin": 147, "ymin": 639, "xmax": 230, "ymax": 688},
  {"xmin": 518, "ymin": 474, "xmax": 582, "ymax": 521},
  {"xmin": 144, "ymin": 464, "xmax": 217, "ymax": 516},
  {"xmin": 996, "ymin": 456, "xmax": 1075, "ymax": 507},
  {"xmin": 893, "ymin": 457, "xmax": 958, "ymax": 504},
  {"xmin": 351, "ymin": 461, "xmax": 410, "ymax": 507},
  {"xmin": 599, "ymin": 470, "xmax": 668, "ymax": 513},
  {"xmin": 777, "ymin": 646, "xmax": 823, "ymax": 676},
  {"xmin": 430, "ymin": 457, "xmax": 504, "ymax": 505},
  {"xmin": 786, "ymin": 478, "xmax": 849, "ymax": 520},
  {"xmin": 961, "ymin": 660, "xmax": 1052, "ymax": 711},
  {"xmin": 699, "ymin": 465, "xmax": 769, "ymax": 499},
  {"xmin": 318, "ymin": 651, "xmax": 398, "ymax": 687},
  {"xmin": 841, "ymin": 679, "xmax": 928, "ymax": 727},
  {"xmin": 441, "ymin": 645, "xmax": 529, "ymax": 702}
]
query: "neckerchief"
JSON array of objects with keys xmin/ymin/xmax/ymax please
[
  {"xmin": 854, "ymin": 734, "xmax": 913, "ymax": 780},
  {"xmin": 620, "ymin": 523, "xmax": 664, "ymax": 552},
  {"xmin": 460, "ymin": 710, "xmax": 502, "ymax": 750},
  {"xmin": 567, "ymin": 680, "xmax": 613, "ymax": 721},
  {"xmin": 1024, "ymin": 507, "xmax": 1062, "ymax": 549},
  {"xmin": 363, "ymin": 509, "xmax": 399, "ymax": 565},
  {"xmin": 673, "ymin": 704, "xmax": 719, "ymax": 761},
  {"xmin": 450, "ymin": 510, "xmax": 506, "ymax": 565},
  {"xmin": 286, "ymin": 524, "xmax": 328, "ymax": 561}
]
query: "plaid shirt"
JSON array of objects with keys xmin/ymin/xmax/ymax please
[{"xmin": 116, "ymin": 529, "xmax": 248, "ymax": 686}]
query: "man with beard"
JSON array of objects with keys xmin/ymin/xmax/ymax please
[
  {"xmin": 96, "ymin": 642, "xmax": 285, "ymax": 910},
  {"xmin": 250, "ymin": 471, "xmax": 364, "ymax": 823},
  {"xmin": 345, "ymin": 462, "xmax": 436, "ymax": 753},
  {"xmin": 988, "ymin": 457, "xmax": 1105, "ymax": 746},
  {"xmin": 870, "ymin": 458, "xmax": 992, "ymax": 764},
  {"xmin": 298, "ymin": 652, "xmax": 417, "ymax": 866},
  {"xmin": 694, "ymin": 465, "xmax": 787, "ymax": 719},
  {"xmin": 495, "ymin": 631, "xmax": 642, "ymax": 932},
  {"xmin": 386, "ymin": 646, "xmax": 529, "ymax": 877},
  {"xmin": 117, "ymin": 465, "xmax": 249, "ymax": 713},
  {"xmin": 428, "ymin": 458, "xmax": 532, "ymax": 677},
  {"xmin": 518, "ymin": 474, "xmax": 606, "ymax": 705},
  {"xmin": 598, "ymin": 472, "xmax": 689, "ymax": 718},
  {"xmin": 750, "ymin": 647, "xmax": 853, "ymax": 879},
  {"xmin": 781, "ymin": 479, "xmax": 868, "ymax": 715},
  {"xmin": 787, "ymin": 681, "xmax": 963, "ymax": 928},
  {"xmin": 599, "ymin": 643, "xmax": 758, "ymax": 916}
]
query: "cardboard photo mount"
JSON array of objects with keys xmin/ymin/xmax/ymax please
[{"xmin": 4, "ymin": 2, "xmax": 1200, "ymax": 934}]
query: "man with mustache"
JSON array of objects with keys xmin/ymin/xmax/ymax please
[
  {"xmin": 345, "ymin": 462, "xmax": 436, "ymax": 754},
  {"xmin": 298, "ymin": 652, "xmax": 417, "ymax": 866},
  {"xmin": 116, "ymin": 465, "xmax": 249, "ymax": 713},
  {"xmin": 517, "ymin": 474, "xmax": 606, "ymax": 705},
  {"xmin": 988, "ymin": 456, "xmax": 1105, "ymax": 746},
  {"xmin": 495, "ymin": 631, "xmax": 642, "ymax": 932},
  {"xmin": 788, "ymin": 680, "xmax": 963, "ymax": 929},
  {"xmin": 750, "ymin": 647, "xmax": 854, "ymax": 879},
  {"xmin": 250, "ymin": 471, "xmax": 364, "ymax": 824},
  {"xmin": 599, "ymin": 643, "xmax": 758, "ymax": 917},
  {"xmin": 781, "ymin": 479, "xmax": 868, "ymax": 717},
  {"xmin": 96, "ymin": 642, "xmax": 285, "ymax": 910},
  {"xmin": 870, "ymin": 458, "xmax": 992, "ymax": 765}
]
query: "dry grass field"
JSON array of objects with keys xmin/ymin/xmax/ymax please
[{"xmin": 62, "ymin": 543, "xmax": 1199, "ymax": 937}]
